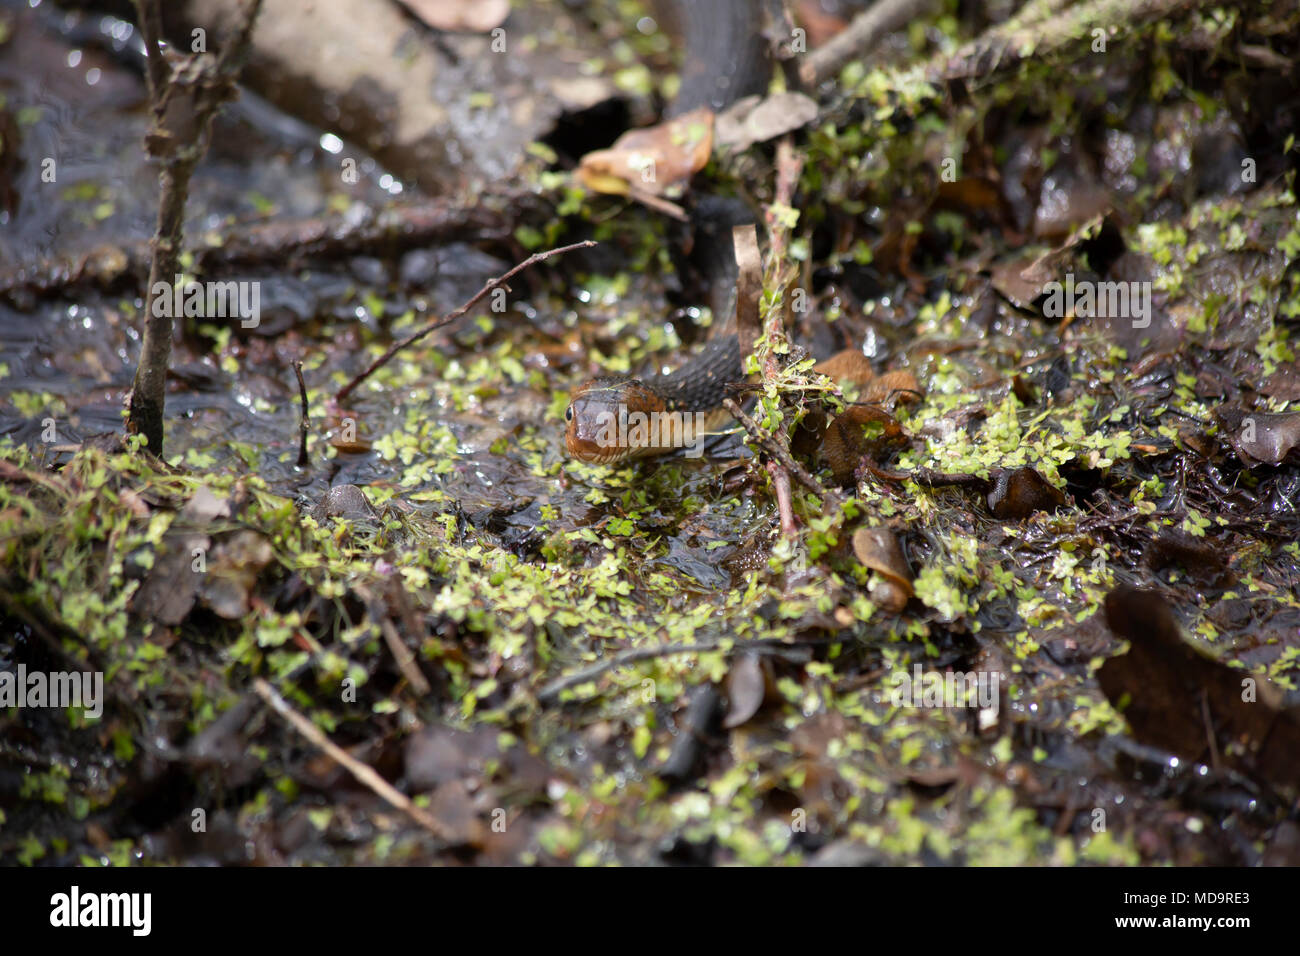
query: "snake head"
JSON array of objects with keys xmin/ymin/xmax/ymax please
[{"xmin": 565, "ymin": 378, "xmax": 662, "ymax": 465}]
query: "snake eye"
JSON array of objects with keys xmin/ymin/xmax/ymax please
[{"xmin": 564, "ymin": 405, "xmax": 574, "ymax": 423}]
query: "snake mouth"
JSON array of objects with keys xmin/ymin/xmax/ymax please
[
  {"xmin": 564, "ymin": 379, "xmax": 665, "ymax": 465},
  {"xmin": 564, "ymin": 434, "xmax": 634, "ymax": 465}
]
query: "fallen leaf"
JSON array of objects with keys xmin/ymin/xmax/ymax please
[
  {"xmin": 577, "ymin": 107, "xmax": 714, "ymax": 199},
  {"xmin": 986, "ymin": 466, "xmax": 1066, "ymax": 519},
  {"xmin": 715, "ymin": 92, "xmax": 819, "ymax": 152},
  {"xmin": 1214, "ymin": 406, "xmax": 1300, "ymax": 467},
  {"xmin": 201, "ymin": 531, "xmax": 274, "ymax": 620},
  {"xmin": 1100, "ymin": 586, "xmax": 1300, "ymax": 791},
  {"xmin": 723, "ymin": 653, "xmax": 768, "ymax": 728},
  {"xmin": 396, "ymin": 0, "xmax": 509, "ymax": 32},
  {"xmin": 852, "ymin": 525, "xmax": 913, "ymax": 612}
]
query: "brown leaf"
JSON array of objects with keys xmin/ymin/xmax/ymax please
[
  {"xmin": 200, "ymin": 531, "xmax": 274, "ymax": 620},
  {"xmin": 181, "ymin": 485, "xmax": 231, "ymax": 523},
  {"xmin": 723, "ymin": 653, "xmax": 768, "ymax": 729},
  {"xmin": 1145, "ymin": 529, "xmax": 1235, "ymax": 590},
  {"xmin": 133, "ymin": 532, "xmax": 209, "ymax": 626},
  {"xmin": 311, "ymin": 484, "xmax": 379, "ymax": 523},
  {"xmin": 715, "ymin": 92, "xmax": 818, "ymax": 152},
  {"xmin": 1214, "ymin": 406, "xmax": 1300, "ymax": 467},
  {"xmin": 396, "ymin": 0, "xmax": 509, "ymax": 32},
  {"xmin": 852, "ymin": 526, "xmax": 913, "ymax": 612},
  {"xmin": 1100, "ymin": 587, "xmax": 1300, "ymax": 791},
  {"xmin": 986, "ymin": 466, "xmax": 1066, "ymax": 519},
  {"xmin": 577, "ymin": 107, "xmax": 714, "ymax": 199},
  {"xmin": 813, "ymin": 349, "xmax": 874, "ymax": 387}
]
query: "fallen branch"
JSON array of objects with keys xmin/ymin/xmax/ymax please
[
  {"xmin": 252, "ymin": 678, "xmax": 450, "ymax": 840},
  {"xmin": 0, "ymin": 196, "xmax": 522, "ymax": 305},
  {"xmin": 926, "ymin": 0, "xmax": 1206, "ymax": 86},
  {"xmin": 335, "ymin": 239, "xmax": 596, "ymax": 405},
  {"xmin": 801, "ymin": 0, "xmax": 938, "ymax": 86}
]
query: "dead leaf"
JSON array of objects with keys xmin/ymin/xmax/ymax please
[
  {"xmin": 852, "ymin": 526, "xmax": 913, "ymax": 612},
  {"xmin": 201, "ymin": 531, "xmax": 274, "ymax": 619},
  {"xmin": 723, "ymin": 653, "xmax": 768, "ymax": 728},
  {"xmin": 715, "ymin": 92, "xmax": 818, "ymax": 152},
  {"xmin": 1100, "ymin": 587, "xmax": 1300, "ymax": 791},
  {"xmin": 1214, "ymin": 406, "xmax": 1300, "ymax": 467},
  {"xmin": 986, "ymin": 466, "xmax": 1066, "ymax": 519},
  {"xmin": 311, "ymin": 484, "xmax": 379, "ymax": 523},
  {"xmin": 396, "ymin": 0, "xmax": 509, "ymax": 32},
  {"xmin": 1145, "ymin": 529, "xmax": 1235, "ymax": 590},
  {"xmin": 133, "ymin": 531, "xmax": 209, "ymax": 626},
  {"xmin": 181, "ymin": 485, "xmax": 231, "ymax": 523},
  {"xmin": 577, "ymin": 107, "xmax": 714, "ymax": 199}
]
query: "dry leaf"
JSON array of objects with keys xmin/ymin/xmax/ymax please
[
  {"xmin": 723, "ymin": 653, "xmax": 768, "ymax": 729},
  {"xmin": 852, "ymin": 526, "xmax": 913, "ymax": 612},
  {"xmin": 1214, "ymin": 406, "xmax": 1300, "ymax": 467},
  {"xmin": 577, "ymin": 107, "xmax": 714, "ymax": 199},
  {"xmin": 397, "ymin": 0, "xmax": 509, "ymax": 32},
  {"xmin": 715, "ymin": 93, "xmax": 818, "ymax": 152}
]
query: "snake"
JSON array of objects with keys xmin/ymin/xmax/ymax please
[
  {"xmin": 563, "ymin": 0, "xmax": 770, "ymax": 466},
  {"xmin": 564, "ymin": 334, "xmax": 747, "ymax": 465}
]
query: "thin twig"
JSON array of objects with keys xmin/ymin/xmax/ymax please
[
  {"xmin": 252, "ymin": 678, "xmax": 450, "ymax": 840},
  {"xmin": 293, "ymin": 360, "xmax": 310, "ymax": 468},
  {"xmin": 127, "ymin": 0, "xmax": 264, "ymax": 455},
  {"xmin": 379, "ymin": 617, "xmax": 432, "ymax": 697},
  {"xmin": 335, "ymin": 239, "xmax": 596, "ymax": 405},
  {"xmin": 801, "ymin": 0, "xmax": 938, "ymax": 86},
  {"xmin": 750, "ymin": 137, "xmax": 807, "ymax": 538},
  {"xmin": 723, "ymin": 396, "xmax": 840, "ymax": 506}
]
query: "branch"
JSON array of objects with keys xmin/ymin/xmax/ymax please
[
  {"xmin": 800, "ymin": 0, "xmax": 938, "ymax": 87},
  {"xmin": 126, "ymin": 0, "xmax": 264, "ymax": 455},
  {"xmin": 252, "ymin": 679, "xmax": 452, "ymax": 840},
  {"xmin": 334, "ymin": 239, "xmax": 595, "ymax": 405}
]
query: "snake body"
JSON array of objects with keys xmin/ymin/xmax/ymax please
[
  {"xmin": 565, "ymin": 1, "xmax": 770, "ymax": 466},
  {"xmin": 564, "ymin": 335, "xmax": 744, "ymax": 465}
]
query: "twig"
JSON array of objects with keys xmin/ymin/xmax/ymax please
[
  {"xmin": 252, "ymin": 678, "xmax": 450, "ymax": 840},
  {"xmin": 801, "ymin": 0, "xmax": 938, "ymax": 86},
  {"xmin": 768, "ymin": 459, "xmax": 797, "ymax": 537},
  {"xmin": 335, "ymin": 239, "xmax": 596, "ymax": 405},
  {"xmin": 723, "ymin": 397, "xmax": 840, "ymax": 505},
  {"xmin": 379, "ymin": 617, "xmax": 432, "ymax": 697},
  {"xmin": 293, "ymin": 360, "xmax": 310, "ymax": 468},
  {"xmin": 926, "ymin": 0, "xmax": 1204, "ymax": 85},
  {"xmin": 746, "ymin": 137, "xmax": 808, "ymax": 538}
]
